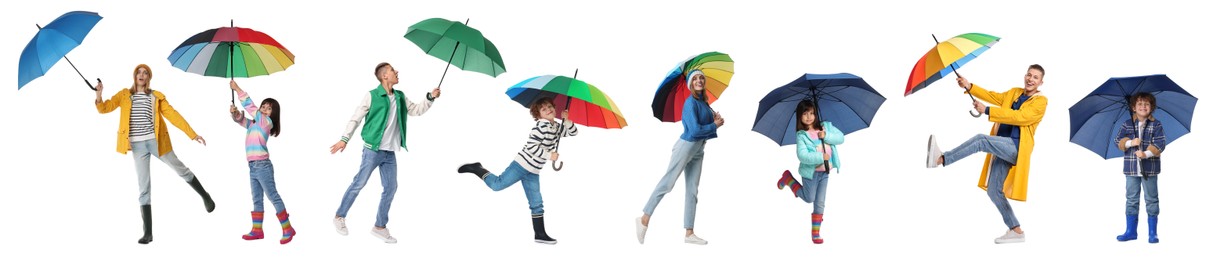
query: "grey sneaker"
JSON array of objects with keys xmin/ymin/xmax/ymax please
[
  {"xmin": 371, "ymin": 227, "xmax": 398, "ymax": 244},
  {"xmin": 927, "ymin": 135, "xmax": 943, "ymax": 168},
  {"xmin": 333, "ymin": 217, "xmax": 349, "ymax": 236},
  {"xmin": 684, "ymin": 234, "xmax": 708, "ymax": 245},
  {"xmin": 994, "ymin": 229, "xmax": 1025, "ymax": 244},
  {"xmin": 635, "ymin": 217, "xmax": 648, "ymax": 244}
]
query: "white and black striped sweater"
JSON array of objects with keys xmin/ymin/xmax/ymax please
[
  {"xmin": 514, "ymin": 119, "xmax": 578, "ymax": 174},
  {"xmin": 129, "ymin": 93, "xmax": 156, "ymax": 141}
]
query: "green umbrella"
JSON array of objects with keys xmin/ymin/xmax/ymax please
[{"xmin": 404, "ymin": 18, "xmax": 506, "ymax": 88}]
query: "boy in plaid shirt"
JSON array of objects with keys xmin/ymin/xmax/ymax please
[{"xmin": 1114, "ymin": 92, "xmax": 1165, "ymax": 244}]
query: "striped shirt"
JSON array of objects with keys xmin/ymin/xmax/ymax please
[
  {"xmin": 233, "ymin": 90, "xmax": 272, "ymax": 161},
  {"xmin": 514, "ymin": 119, "xmax": 578, "ymax": 174},
  {"xmin": 129, "ymin": 92, "xmax": 156, "ymax": 142}
]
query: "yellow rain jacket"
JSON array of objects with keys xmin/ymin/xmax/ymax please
[
  {"xmin": 96, "ymin": 89, "xmax": 199, "ymax": 156},
  {"xmin": 969, "ymin": 85, "xmax": 1047, "ymax": 202}
]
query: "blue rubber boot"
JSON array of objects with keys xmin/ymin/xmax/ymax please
[
  {"xmin": 1147, "ymin": 215, "xmax": 1159, "ymax": 243},
  {"xmin": 1116, "ymin": 214, "xmax": 1138, "ymax": 242}
]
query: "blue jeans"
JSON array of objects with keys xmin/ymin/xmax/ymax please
[
  {"xmin": 943, "ymin": 134, "xmax": 1020, "ymax": 229},
  {"xmin": 131, "ymin": 139, "xmax": 196, "ymax": 206},
  {"xmin": 1125, "ymin": 176, "xmax": 1160, "ymax": 216},
  {"xmin": 795, "ymin": 172, "xmax": 830, "ymax": 214},
  {"xmin": 249, "ymin": 159, "xmax": 285, "ymax": 213},
  {"xmin": 335, "ymin": 148, "xmax": 397, "ymax": 228},
  {"xmin": 483, "ymin": 161, "xmax": 544, "ymax": 216},
  {"xmin": 642, "ymin": 139, "xmax": 706, "ymax": 229}
]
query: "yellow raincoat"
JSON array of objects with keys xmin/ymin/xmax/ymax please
[{"xmin": 969, "ymin": 84, "xmax": 1047, "ymax": 202}]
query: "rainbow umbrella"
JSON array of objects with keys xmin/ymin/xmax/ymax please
[
  {"xmin": 505, "ymin": 70, "xmax": 626, "ymax": 170},
  {"xmin": 167, "ymin": 20, "xmax": 294, "ymax": 103},
  {"xmin": 904, "ymin": 33, "xmax": 999, "ymax": 117},
  {"xmin": 651, "ymin": 51, "xmax": 733, "ymax": 122}
]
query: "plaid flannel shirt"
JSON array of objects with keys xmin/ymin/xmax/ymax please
[{"xmin": 1116, "ymin": 118, "xmax": 1165, "ymax": 176}]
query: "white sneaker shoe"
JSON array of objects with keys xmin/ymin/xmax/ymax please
[
  {"xmin": 333, "ymin": 217, "xmax": 349, "ymax": 236},
  {"xmin": 994, "ymin": 229, "xmax": 1025, "ymax": 244},
  {"xmin": 684, "ymin": 234, "xmax": 708, "ymax": 245},
  {"xmin": 927, "ymin": 135, "xmax": 943, "ymax": 168},
  {"xmin": 371, "ymin": 227, "xmax": 398, "ymax": 244},
  {"xmin": 635, "ymin": 217, "xmax": 648, "ymax": 244}
]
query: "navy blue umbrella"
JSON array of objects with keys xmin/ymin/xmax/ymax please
[
  {"xmin": 1069, "ymin": 74, "xmax": 1197, "ymax": 159},
  {"xmin": 17, "ymin": 11, "xmax": 103, "ymax": 90},
  {"xmin": 752, "ymin": 73, "xmax": 886, "ymax": 146}
]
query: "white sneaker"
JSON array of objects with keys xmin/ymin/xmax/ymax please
[
  {"xmin": 684, "ymin": 234, "xmax": 708, "ymax": 245},
  {"xmin": 927, "ymin": 135, "xmax": 943, "ymax": 168},
  {"xmin": 371, "ymin": 227, "xmax": 398, "ymax": 244},
  {"xmin": 994, "ymin": 229, "xmax": 1025, "ymax": 244},
  {"xmin": 333, "ymin": 217, "xmax": 349, "ymax": 236},
  {"xmin": 635, "ymin": 217, "xmax": 648, "ymax": 244}
]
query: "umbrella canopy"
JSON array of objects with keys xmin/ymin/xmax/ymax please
[
  {"xmin": 752, "ymin": 73, "xmax": 886, "ymax": 146},
  {"xmin": 651, "ymin": 51, "xmax": 733, "ymax": 122},
  {"xmin": 405, "ymin": 18, "xmax": 506, "ymax": 87},
  {"xmin": 505, "ymin": 74, "xmax": 626, "ymax": 129},
  {"xmin": 18, "ymin": 11, "xmax": 103, "ymax": 90},
  {"xmin": 1068, "ymin": 74, "xmax": 1197, "ymax": 159},
  {"xmin": 167, "ymin": 23, "xmax": 295, "ymax": 78},
  {"xmin": 904, "ymin": 33, "xmax": 999, "ymax": 96}
]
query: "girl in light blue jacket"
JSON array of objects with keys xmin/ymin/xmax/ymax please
[{"xmin": 777, "ymin": 99, "xmax": 843, "ymax": 244}]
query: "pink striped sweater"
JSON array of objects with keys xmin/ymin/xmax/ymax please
[{"xmin": 233, "ymin": 90, "xmax": 272, "ymax": 161}]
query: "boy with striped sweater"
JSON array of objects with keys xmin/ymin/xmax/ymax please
[{"xmin": 458, "ymin": 97, "xmax": 578, "ymax": 244}]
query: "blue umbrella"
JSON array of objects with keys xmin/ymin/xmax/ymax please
[
  {"xmin": 753, "ymin": 73, "xmax": 886, "ymax": 172},
  {"xmin": 752, "ymin": 73, "xmax": 886, "ymax": 146},
  {"xmin": 1069, "ymin": 74, "xmax": 1197, "ymax": 159},
  {"xmin": 17, "ymin": 11, "xmax": 103, "ymax": 90}
]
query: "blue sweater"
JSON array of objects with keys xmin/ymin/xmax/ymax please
[{"xmin": 680, "ymin": 95, "xmax": 718, "ymax": 142}]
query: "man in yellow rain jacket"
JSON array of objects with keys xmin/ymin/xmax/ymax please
[{"xmin": 925, "ymin": 64, "xmax": 1047, "ymax": 244}]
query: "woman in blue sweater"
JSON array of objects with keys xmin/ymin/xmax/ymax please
[{"xmin": 635, "ymin": 70, "xmax": 724, "ymax": 245}]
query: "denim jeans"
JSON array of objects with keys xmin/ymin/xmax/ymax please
[
  {"xmin": 1125, "ymin": 176, "xmax": 1160, "ymax": 216},
  {"xmin": 249, "ymin": 159, "xmax": 286, "ymax": 213},
  {"xmin": 795, "ymin": 172, "xmax": 830, "ymax": 214},
  {"xmin": 943, "ymin": 134, "xmax": 1020, "ymax": 229},
  {"xmin": 131, "ymin": 139, "xmax": 196, "ymax": 205},
  {"xmin": 642, "ymin": 139, "xmax": 706, "ymax": 229},
  {"xmin": 483, "ymin": 161, "xmax": 544, "ymax": 216},
  {"xmin": 335, "ymin": 148, "xmax": 397, "ymax": 228}
]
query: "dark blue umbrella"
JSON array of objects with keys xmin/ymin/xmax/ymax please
[
  {"xmin": 1068, "ymin": 74, "xmax": 1197, "ymax": 159},
  {"xmin": 17, "ymin": 11, "xmax": 103, "ymax": 90},
  {"xmin": 752, "ymin": 73, "xmax": 887, "ymax": 146}
]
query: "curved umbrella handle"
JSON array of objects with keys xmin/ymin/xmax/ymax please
[
  {"xmin": 965, "ymin": 87, "xmax": 983, "ymax": 118},
  {"xmin": 552, "ymin": 161, "xmax": 564, "ymax": 171}
]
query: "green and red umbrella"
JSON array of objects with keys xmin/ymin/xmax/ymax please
[
  {"xmin": 167, "ymin": 20, "xmax": 294, "ymax": 102},
  {"xmin": 505, "ymin": 71, "xmax": 627, "ymax": 129},
  {"xmin": 505, "ymin": 70, "xmax": 626, "ymax": 170}
]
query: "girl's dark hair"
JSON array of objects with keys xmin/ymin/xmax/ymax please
[
  {"xmin": 530, "ymin": 97, "xmax": 555, "ymax": 120},
  {"xmin": 795, "ymin": 99, "xmax": 823, "ymax": 131},
  {"xmin": 262, "ymin": 98, "xmax": 281, "ymax": 137}
]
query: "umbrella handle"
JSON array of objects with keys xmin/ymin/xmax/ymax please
[
  {"xmin": 965, "ymin": 87, "xmax": 983, "ymax": 118},
  {"xmin": 552, "ymin": 161, "xmax": 563, "ymax": 171},
  {"xmin": 89, "ymin": 78, "xmax": 100, "ymax": 91}
]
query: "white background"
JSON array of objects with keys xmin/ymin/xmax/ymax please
[{"xmin": 1, "ymin": 0, "xmax": 1211, "ymax": 259}]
